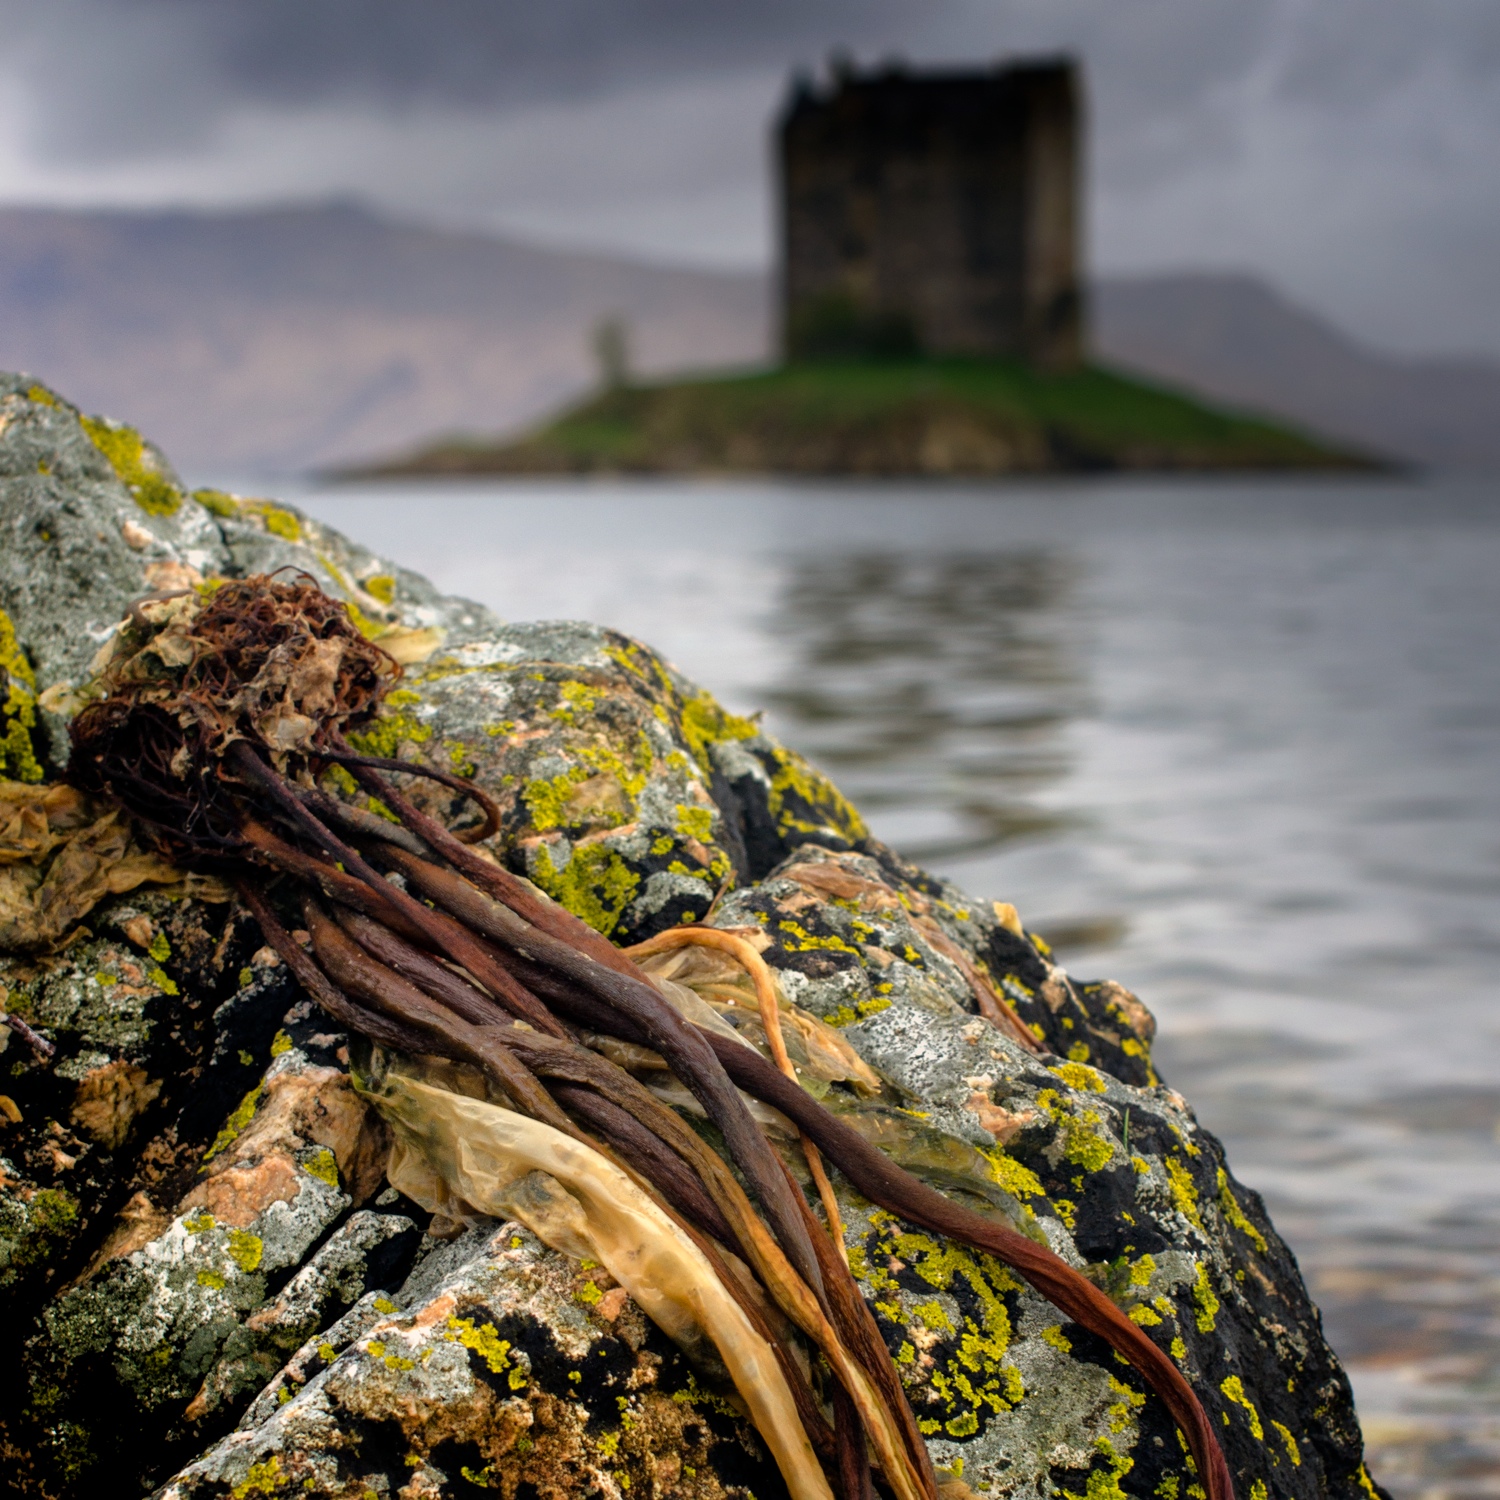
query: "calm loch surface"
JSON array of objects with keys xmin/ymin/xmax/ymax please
[{"xmin": 295, "ymin": 473, "xmax": 1500, "ymax": 1500}]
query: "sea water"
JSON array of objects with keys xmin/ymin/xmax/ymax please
[{"xmin": 291, "ymin": 473, "xmax": 1500, "ymax": 1500}]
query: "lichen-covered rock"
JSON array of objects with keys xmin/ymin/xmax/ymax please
[{"xmin": 0, "ymin": 374, "xmax": 1382, "ymax": 1500}]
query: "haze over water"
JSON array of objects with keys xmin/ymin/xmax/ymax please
[{"xmin": 294, "ymin": 473, "xmax": 1500, "ymax": 1500}]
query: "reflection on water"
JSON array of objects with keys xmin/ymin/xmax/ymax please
[
  {"xmin": 294, "ymin": 474, "xmax": 1500, "ymax": 1500},
  {"xmin": 761, "ymin": 552, "xmax": 1085, "ymax": 862}
]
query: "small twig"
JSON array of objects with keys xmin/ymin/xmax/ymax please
[{"xmin": 2, "ymin": 1011, "xmax": 55, "ymax": 1061}]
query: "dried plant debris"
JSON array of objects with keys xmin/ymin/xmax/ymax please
[{"xmin": 0, "ymin": 778, "xmax": 229, "ymax": 953}]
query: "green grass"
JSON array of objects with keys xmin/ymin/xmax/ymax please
[{"xmin": 361, "ymin": 357, "xmax": 1369, "ymax": 477}]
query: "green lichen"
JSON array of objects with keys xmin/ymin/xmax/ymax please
[
  {"xmin": 80, "ymin": 417, "xmax": 182, "ymax": 516},
  {"xmin": 531, "ymin": 842, "xmax": 641, "ymax": 937},
  {"xmin": 26, "ymin": 383, "xmax": 60, "ymax": 407}
]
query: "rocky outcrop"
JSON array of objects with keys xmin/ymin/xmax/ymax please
[{"xmin": 0, "ymin": 373, "xmax": 1380, "ymax": 1500}]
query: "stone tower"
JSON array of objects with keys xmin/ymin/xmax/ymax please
[{"xmin": 778, "ymin": 58, "xmax": 1083, "ymax": 369}]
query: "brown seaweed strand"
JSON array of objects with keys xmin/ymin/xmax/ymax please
[
  {"xmin": 301, "ymin": 897, "xmax": 577, "ymax": 1134},
  {"xmin": 314, "ymin": 748, "xmax": 501, "ymax": 843},
  {"xmin": 237, "ymin": 882, "xmax": 422, "ymax": 1056},
  {"xmin": 333, "ymin": 906, "xmax": 518, "ymax": 1029},
  {"xmin": 625, "ymin": 925, "xmax": 849, "ymax": 1258},
  {"xmin": 468, "ymin": 1015, "xmax": 925, "ymax": 1500},
  {"xmin": 378, "ymin": 842, "xmax": 827, "ymax": 1299},
  {"xmin": 780, "ymin": 1152, "xmax": 938, "ymax": 1500},
  {"xmin": 240, "ymin": 820, "xmax": 569, "ymax": 1039},
  {"xmin": 707, "ymin": 1033, "xmax": 1236, "ymax": 1500},
  {"xmin": 335, "ymin": 747, "xmax": 647, "ymax": 978}
]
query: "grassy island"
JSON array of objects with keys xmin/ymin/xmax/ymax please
[{"xmin": 348, "ymin": 357, "xmax": 1371, "ymax": 478}]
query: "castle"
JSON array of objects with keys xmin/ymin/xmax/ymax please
[{"xmin": 778, "ymin": 58, "xmax": 1083, "ymax": 369}]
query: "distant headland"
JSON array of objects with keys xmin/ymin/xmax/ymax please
[{"xmin": 343, "ymin": 356, "xmax": 1367, "ymax": 478}]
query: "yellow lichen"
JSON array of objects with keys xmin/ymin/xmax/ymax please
[
  {"xmin": 1051, "ymin": 1061, "xmax": 1107, "ymax": 1094},
  {"xmin": 1219, "ymin": 1376, "xmax": 1264, "ymax": 1439},
  {"xmin": 674, "ymin": 803, "xmax": 715, "ymax": 842},
  {"xmin": 1166, "ymin": 1157, "xmax": 1206, "ymax": 1234},
  {"xmin": 445, "ymin": 1316, "xmax": 518, "ymax": 1377},
  {"xmin": 192, "ymin": 487, "xmax": 240, "ymax": 518},
  {"xmin": 227, "ymin": 1230, "xmax": 264, "ymax": 1272},
  {"xmin": 1271, "ymin": 1419, "xmax": 1301, "ymax": 1466},
  {"xmin": 1036, "ymin": 1089, "xmax": 1116, "ymax": 1172},
  {"xmin": 303, "ymin": 1148, "xmax": 340, "ymax": 1188},
  {"xmin": 81, "ymin": 416, "xmax": 182, "ymax": 515},
  {"xmin": 765, "ymin": 744, "xmax": 868, "ymax": 843},
  {"xmin": 203, "ymin": 1085, "xmax": 264, "ymax": 1163},
  {"xmin": 0, "ymin": 606, "xmax": 43, "ymax": 783},
  {"xmin": 678, "ymin": 692, "xmax": 759, "ymax": 772},
  {"xmin": 364, "ymin": 574, "xmax": 397, "ymax": 605},
  {"xmin": 1192, "ymin": 1262, "xmax": 1219, "ymax": 1332},
  {"xmin": 231, "ymin": 1456, "xmax": 284, "ymax": 1498},
  {"xmin": 1217, "ymin": 1167, "xmax": 1268, "ymax": 1252},
  {"xmin": 530, "ymin": 841, "xmax": 641, "ymax": 937}
]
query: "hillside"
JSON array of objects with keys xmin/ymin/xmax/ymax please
[
  {"xmin": 351, "ymin": 357, "xmax": 1367, "ymax": 477},
  {"xmin": 0, "ymin": 203, "xmax": 1494, "ymax": 473},
  {"xmin": 0, "ymin": 202, "xmax": 766, "ymax": 474},
  {"xmin": 1093, "ymin": 275, "xmax": 1500, "ymax": 471}
]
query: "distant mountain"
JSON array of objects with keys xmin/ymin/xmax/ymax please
[
  {"xmin": 1091, "ymin": 273, "xmax": 1500, "ymax": 470},
  {"xmin": 0, "ymin": 203, "xmax": 768, "ymax": 475},
  {"xmin": 0, "ymin": 204, "xmax": 1494, "ymax": 474}
]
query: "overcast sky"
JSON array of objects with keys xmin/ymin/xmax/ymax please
[{"xmin": 1, "ymin": 0, "xmax": 1496, "ymax": 359}]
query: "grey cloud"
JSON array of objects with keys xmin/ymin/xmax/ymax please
[{"xmin": 0, "ymin": 0, "xmax": 1496, "ymax": 356}]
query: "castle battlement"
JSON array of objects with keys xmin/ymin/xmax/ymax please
[{"xmin": 778, "ymin": 57, "xmax": 1083, "ymax": 369}]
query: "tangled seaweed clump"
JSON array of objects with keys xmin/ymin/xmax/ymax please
[
  {"xmin": 51, "ymin": 572, "xmax": 1242, "ymax": 1500},
  {"xmin": 0, "ymin": 380, "xmax": 1382, "ymax": 1500}
]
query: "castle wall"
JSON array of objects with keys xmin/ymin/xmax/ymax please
[{"xmin": 778, "ymin": 60, "xmax": 1083, "ymax": 368}]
